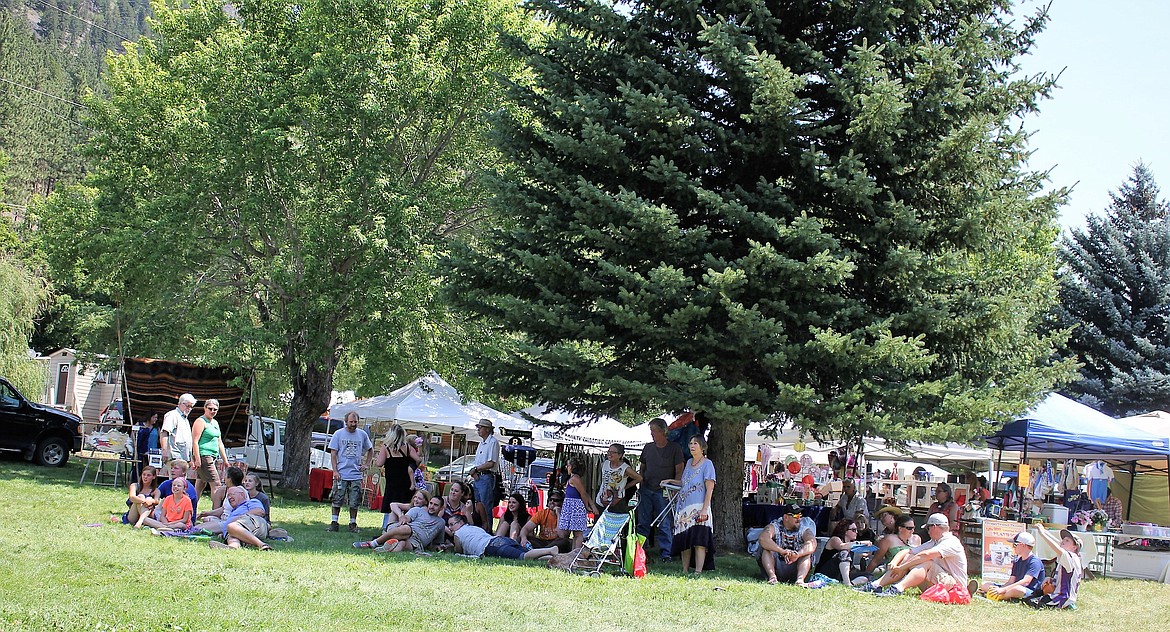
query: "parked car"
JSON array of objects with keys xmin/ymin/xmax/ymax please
[
  {"xmin": 434, "ymin": 455, "xmax": 477, "ymax": 482},
  {"xmin": 0, "ymin": 376, "xmax": 82, "ymax": 466}
]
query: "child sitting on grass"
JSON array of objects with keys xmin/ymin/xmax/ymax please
[{"xmin": 137, "ymin": 475, "xmax": 193, "ymax": 532}]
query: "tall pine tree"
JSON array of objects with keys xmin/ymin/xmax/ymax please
[
  {"xmin": 447, "ymin": 0, "xmax": 1073, "ymax": 548},
  {"xmin": 1053, "ymin": 164, "xmax": 1170, "ymax": 416}
]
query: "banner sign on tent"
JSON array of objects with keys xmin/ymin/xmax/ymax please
[{"xmin": 501, "ymin": 428, "xmax": 532, "ymax": 438}]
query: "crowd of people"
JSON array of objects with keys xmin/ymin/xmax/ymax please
[{"xmin": 111, "ymin": 399, "xmax": 1083, "ymax": 608}]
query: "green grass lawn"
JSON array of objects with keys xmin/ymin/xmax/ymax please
[{"xmin": 1, "ymin": 457, "xmax": 1167, "ymax": 631}]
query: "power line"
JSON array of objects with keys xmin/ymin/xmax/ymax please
[
  {"xmin": 0, "ymin": 75, "xmax": 86, "ymax": 109},
  {"xmin": 38, "ymin": 2, "xmax": 127, "ymax": 42}
]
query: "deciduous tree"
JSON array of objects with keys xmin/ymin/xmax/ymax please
[{"xmin": 39, "ymin": 0, "xmax": 534, "ymax": 488}]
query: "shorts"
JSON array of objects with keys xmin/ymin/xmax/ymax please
[
  {"xmin": 196, "ymin": 455, "xmax": 222, "ymax": 486},
  {"xmin": 485, "ymin": 536, "xmax": 526, "ymax": 560},
  {"xmin": 991, "ymin": 583, "xmax": 1037, "ymax": 599},
  {"xmin": 331, "ymin": 479, "xmax": 364, "ymax": 509},
  {"xmin": 757, "ymin": 551, "xmax": 804, "ymax": 583},
  {"xmin": 231, "ymin": 513, "xmax": 270, "ymax": 539},
  {"xmin": 923, "ymin": 562, "xmax": 961, "ymax": 587}
]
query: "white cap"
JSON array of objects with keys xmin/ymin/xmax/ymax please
[{"xmin": 925, "ymin": 513, "xmax": 950, "ymax": 528}]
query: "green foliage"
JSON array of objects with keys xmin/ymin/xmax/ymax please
[
  {"xmin": 39, "ymin": 0, "xmax": 537, "ymax": 486},
  {"xmin": 0, "ymin": 0, "xmax": 151, "ymax": 208},
  {"xmin": 447, "ymin": 0, "xmax": 1075, "ymax": 545},
  {"xmin": 1051, "ymin": 164, "xmax": 1170, "ymax": 416},
  {"xmin": 0, "ymin": 222, "xmax": 50, "ymax": 395},
  {"xmin": 451, "ymin": 0, "xmax": 1071, "ymax": 440}
]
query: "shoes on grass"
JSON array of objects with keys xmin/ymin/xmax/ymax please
[
  {"xmin": 208, "ymin": 540, "xmax": 230, "ymax": 550},
  {"xmin": 854, "ymin": 582, "xmax": 879, "ymax": 593},
  {"xmin": 326, "ymin": 522, "xmax": 340, "ymax": 532},
  {"xmin": 354, "ymin": 541, "xmax": 377, "ymax": 549},
  {"xmin": 374, "ymin": 539, "xmax": 399, "ymax": 552},
  {"xmin": 874, "ymin": 586, "xmax": 903, "ymax": 597},
  {"xmin": 348, "ymin": 523, "xmax": 360, "ymax": 533}
]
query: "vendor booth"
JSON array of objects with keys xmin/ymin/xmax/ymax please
[{"xmin": 981, "ymin": 393, "xmax": 1170, "ymax": 582}]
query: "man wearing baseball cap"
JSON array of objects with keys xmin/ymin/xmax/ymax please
[
  {"xmin": 972, "ymin": 531, "xmax": 1045, "ymax": 600},
  {"xmin": 755, "ymin": 505, "xmax": 818, "ymax": 586},
  {"xmin": 860, "ymin": 512, "xmax": 968, "ymax": 597}
]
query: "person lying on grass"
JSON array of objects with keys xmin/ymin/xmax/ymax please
[
  {"xmin": 447, "ymin": 513, "xmax": 558, "ymax": 561},
  {"xmin": 209, "ymin": 486, "xmax": 272, "ymax": 551},
  {"xmin": 354, "ymin": 494, "xmax": 445, "ymax": 552},
  {"xmin": 380, "ymin": 489, "xmax": 429, "ymax": 531},
  {"xmin": 137, "ymin": 475, "xmax": 193, "ymax": 531}
]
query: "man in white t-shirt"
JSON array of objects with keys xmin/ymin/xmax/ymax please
[
  {"xmin": 160, "ymin": 394, "xmax": 195, "ymax": 469},
  {"xmin": 469, "ymin": 419, "xmax": 500, "ymax": 532},
  {"xmin": 862, "ymin": 513, "xmax": 968, "ymax": 598}
]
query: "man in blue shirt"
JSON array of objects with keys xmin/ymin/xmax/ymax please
[
  {"xmin": 210, "ymin": 486, "xmax": 272, "ymax": 550},
  {"xmin": 153, "ymin": 459, "xmax": 198, "ymax": 519},
  {"xmin": 973, "ymin": 531, "xmax": 1045, "ymax": 600}
]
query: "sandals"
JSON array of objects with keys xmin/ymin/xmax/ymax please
[
  {"xmin": 767, "ymin": 576, "xmax": 779, "ymax": 585},
  {"xmin": 258, "ymin": 544, "xmax": 274, "ymax": 551}
]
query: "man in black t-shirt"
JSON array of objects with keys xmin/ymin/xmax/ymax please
[{"xmin": 636, "ymin": 418, "xmax": 685, "ymax": 561}]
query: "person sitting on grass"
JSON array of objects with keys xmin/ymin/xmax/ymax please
[
  {"xmin": 207, "ymin": 466, "xmax": 246, "ymax": 513},
  {"xmin": 755, "ymin": 505, "xmax": 817, "ymax": 586},
  {"xmin": 382, "ymin": 489, "xmax": 429, "ymax": 530},
  {"xmin": 242, "ymin": 473, "xmax": 271, "ymax": 522},
  {"xmin": 972, "ymin": 531, "xmax": 1044, "ymax": 601},
  {"xmin": 210, "ymin": 486, "xmax": 272, "ymax": 551},
  {"xmin": 447, "ymin": 514, "xmax": 559, "ymax": 561},
  {"xmin": 816, "ymin": 518, "xmax": 872, "ymax": 585},
  {"xmin": 123, "ymin": 465, "xmax": 160, "ymax": 525},
  {"xmin": 137, "ymin": 475, "xmax": 193, "ymax": 532},
  {"xmin": 154, "ymin": 460, "xmax": 198, "ymax": 520},
  {"xmin": 866, "ymin": 513, "xmax": 920, "ymax": 577},
  {"xmin": 495, "ymin": 492, "xmax": 531, "ymax": 541},
  {"xmin": 519, "ymin": 490, "xmax": 570, "ymax": 553},
  {"xmin": 858, "ymin": 512, "xmax": 967, "ymax": 598},
  {"xmin": 354, "ymin": 494, "xmax": 445, "ymax": 552},
  {"xmin": 1026, "ymin": 528, "xmax": 1083, "ymax": 609}
]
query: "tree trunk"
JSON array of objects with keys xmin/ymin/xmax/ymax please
[
  {"xmin": 280, "ymin": 355, "xmax": 336, "ymax": 490},
  {"xmin": 708, "ymin": 419, "xmax": 748, "ymax": 553}
]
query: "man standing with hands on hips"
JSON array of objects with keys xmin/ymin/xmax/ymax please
[
  {"xmin": 327, "ymin": 411, "xmax": 373, "ymax": 533},
  {"xmin": 470, "ymin": 418, "xmax": 500, "ymax": 533}
]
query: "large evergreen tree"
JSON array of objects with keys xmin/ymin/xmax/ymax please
[
  {"xmin": 1052, "ymin": 164, "xmax": 1170, "ymax": 416},
  {"xmin": 448, "ymin": 0, "xmax": 1073, "ymax": 548}
]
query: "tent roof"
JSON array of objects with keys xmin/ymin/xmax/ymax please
[
  {"xmin": 986, "ymin": 393, "xmax": 1170, "ymax": 458},
  {"xmin": 328, "ymin": 372, "xmax": 525, "ymax": 436},
  {"xmin": 515, "ymin": 404, "xmax": 646, "ymax": 451}
]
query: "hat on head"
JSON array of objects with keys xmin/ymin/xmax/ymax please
[
  {"xmin": 781, "ymin": 505, "xmax": 803, "ymax": 516},
  {"xmin": 874, "ymin": 505, "xmax": 903, "ymax": 519},
  {"xmin": 1013, "ymin": 531, "xmax": 1036, "ymax": 547},
  {"xmin": 925, "ymin": 512, "xmax": 950, "ymax": 528},
  {"xmin": 1059, "ymin": 529, "xmax": 1083, "ymax": 552},
  {"xmin": 475, "ymin": 418, "xmax": 494, "ymax": 429}
]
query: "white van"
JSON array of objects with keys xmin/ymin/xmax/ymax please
[{"xmin": 229, "ymin": 415, "xmax": 332, "ymax": 473}]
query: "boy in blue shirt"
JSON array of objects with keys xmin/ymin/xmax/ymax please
[{"xmin": 972, "ymin": 531, "xmax": 1045, "ymax": 600}]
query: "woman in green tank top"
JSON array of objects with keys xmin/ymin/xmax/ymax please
[{"xmin": 191, "ymin": 398, "xmax": 229, "ymax": 497}]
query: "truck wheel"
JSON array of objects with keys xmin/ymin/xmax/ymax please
[{"xmin": 36, "ymin": 437, "xmax": 70, "ymax": 467}]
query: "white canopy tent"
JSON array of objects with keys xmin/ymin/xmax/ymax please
[
  {"xmin": 328, "ymin": 371, "xmax": 527, "ymax": 438},
  {"xmin": 514, "ymin": 404, "xmax": 646, "ymax": 451}
]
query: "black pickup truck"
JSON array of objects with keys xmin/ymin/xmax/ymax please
[{"xmin": 0, "ymin": 376, "xmax": 82, "ymax": 466}]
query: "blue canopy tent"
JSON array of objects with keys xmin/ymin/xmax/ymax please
[{"xmin": 986, "ymin": 393, "xmax": 1170, "ymax": 519}]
